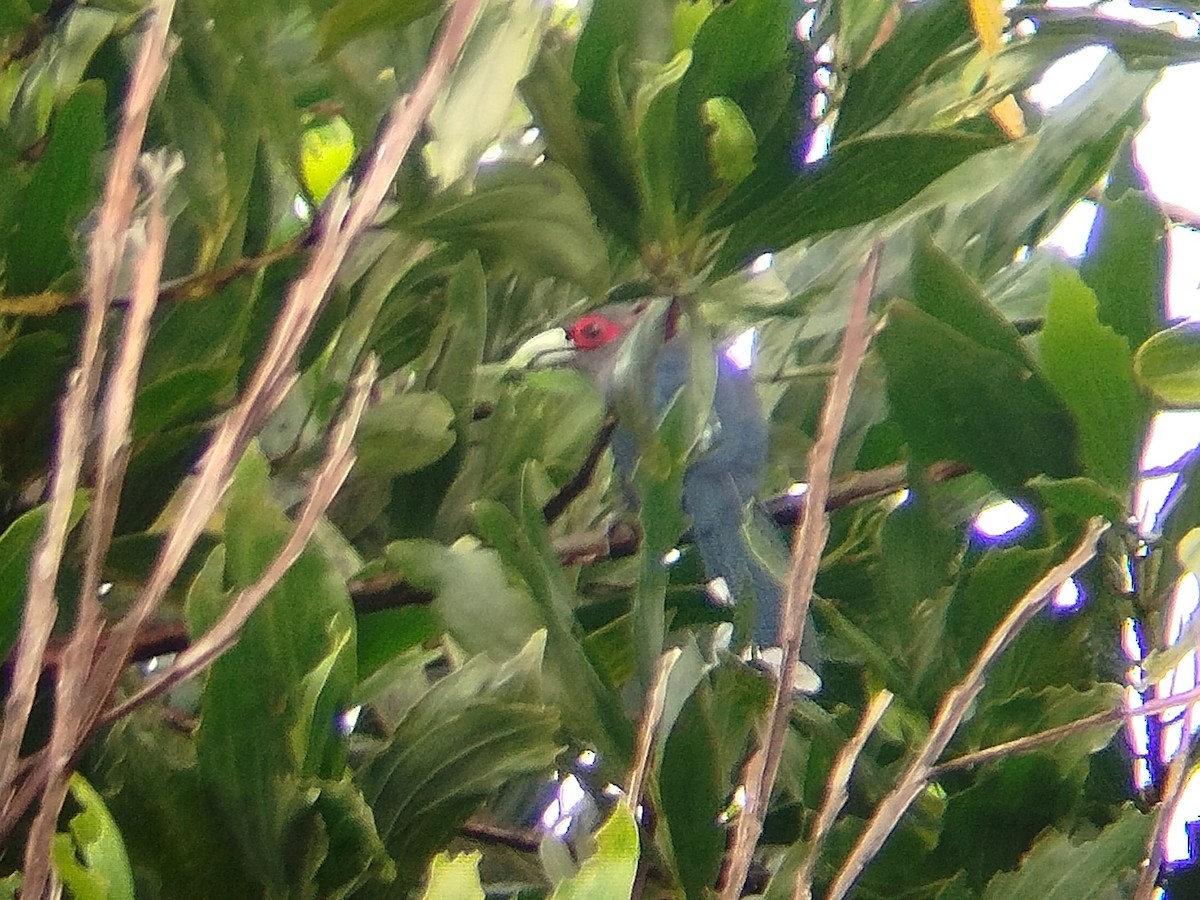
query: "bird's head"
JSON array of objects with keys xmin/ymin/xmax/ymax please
[{"xmin": 520, "ymin": 291, "xmax": 680, "ymax": 398}]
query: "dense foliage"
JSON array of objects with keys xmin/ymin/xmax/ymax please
[{"xmin": 4, "ymin": 0, "xmax": 1200, "ymax": 897}]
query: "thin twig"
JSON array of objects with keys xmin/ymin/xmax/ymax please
[
  {"xmin": 80, "ymin": 0, "xmax": 483, "ymax": 738},
  {"xmin": 792, "ymin": 690, "xmax": 893, "ymax": 900},
  {"xmin": 0, "ymin": 0, "xmax": 483, "ymax": 847},
  {"xmin": 928, "ymin": 683, "xmax": 1200, "ymax": 779},
  {"xmin": 100, "ymin": 357, "xmax": 376, "ymax": 727},
  {"xmin": 625, "ymin": 647, "xmax": 683, "ymax": 808},
  {"xmin": 720, "ymin": 243, "xmax": 882, "ymax": 900},
  {"xmin": 1135, "ymin": 632, "xmax": 1200, "ymax": 899},
  {"xmin": 556, "ymin": 458, "xmax": 971, "ymax": 566},
  {"xmin": 0, "ymin": 235, "xmax": 306, "ymax": 317},
  {"xmin": 9, "ymin": 3, "xmax": 178, "ymax": 889},
  {"xmin": 824, "ymin": 518, "xmax": 1109, "ymax": 900},
  {"xmin": 0, "ymin": 0, "xmax": 174, "ymax": 823},
  {"xmin": 543, "ymin": 416, "xmax": 618, "ymax": 524}
]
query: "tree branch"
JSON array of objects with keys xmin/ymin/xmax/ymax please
[
  {"xmin": 792, "ymin": 690, "xmax": 893, "ymax": 900},
  {"xmin": 9, "ymin": 3, "xmax": 178, "ymax": 888},
  {"xmin": 824, "ymin": 518, "xmax": 1109, "ymax": 900},
  {"xmin": 720, "ymin": 242, "xmax": 882, "ymax": 900}
]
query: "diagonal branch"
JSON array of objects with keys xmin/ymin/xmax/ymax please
[
  {"xmin": 78, "ymin": 0, "xmax": 484, "ymax": 739},
  {"xmin": 0, "ymin": 0, "xmax": 485, "ymax": 853},
  {"xmin": 793, "ymin": 690, "xmax": 893, "ymax": 900},
  {"xmin": 719, "ymin": 242, "xmax": 882, "ymax": 900},
  {"xmin": 7, "ymin": 3, "xmax": 179, "ymax": 890},
  {"xmin": 100, "ymin": 357, "xmax": 376, "ymax": 728},
  {"xmin": 825, "ymin": 518, "xmax": 1109, "ymax": 900}
]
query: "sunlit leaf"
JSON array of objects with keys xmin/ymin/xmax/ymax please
[
  {"xmin": 548, "ymin": 801, "xmax": 639, "ymax": 900},
  {"xmin": 301, "ymin": 116, "xmax": 355, "ymax": 204},
  {"xmin": 50, "ymin": 774, "xmax": 134, "ymax": 900},
  {"xmin": 1135, "ymin": 321, "xmax": 1200, "ymax": 406}
]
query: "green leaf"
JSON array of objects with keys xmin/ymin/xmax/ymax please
[
  {"xmin": 1079, "ymin": 187, "xmax": 1167, "ymax": 351},
  {"xmin": 0, "ymin": 493, "xmax": 88, "ymax": 660},
  {"xmin": 980, "ymin": 805, "xmax": 1150, "ymax": 900},
  {"xmin": 51, "ymin": 774, "xmax": 134, "ymax": 900},
  {"xmin": 877, "ymin": 496, "xmax": 966, "ymax": 688},
  {"xmin": 471, "ymin": 475, "xmax": 634, "ymax": 763},
  {"xmin": 301, "ymin": 116, "xmax": 356, "ymax": 204},
  {"xmin": 1038, "ymin": 268, "xmax": 1146, "ymax": 492},
  {"xmin": 933, "ymin": 755, "xmax": 1083, "ymax": 890},
  {"xmin": 1033, "ymin": 14, "xmax": 1200, "ymax": 69},
  {"xmin": 131, "ymin": 362, "xmax": 239, "ymax": 444},
  {"xmin": 407, "ymin": 163, "xmax": 611, "ymax": 293},
  {"xmin": 427, "ymin": 252, "xmax": 487, "ymax": 428},
  {"xmin": 548, "ymin": 801, "xmax": 639, "ymax": 900},
  {"xmin": 318, "ymin": 0, "xmax": 444, "ymax": 58},
  {"xmin": 674, "ymin": 0, "xmax": 792, "ymax": 213},
  {"xmin": 387, "ymin": 538, "xmax": 545, "ymax": 663},
  {"xmin": 6, "ymin": 80, "xmax": 104, "ymax": 292},
  {"xmin": 834, "ymin": 0, "xmax": 973, "ymax": 141},
  {"xmin": 713, "ymin": 131, "xmax": 1003, "ymax": 274},
  {"xmin": 357, "ymin": 632, "xmax": 561, "ymax": 897},
  {"xmin": 659, "ymin": 663, "xmax": 770, "ymax": 898},
  {"xmin": 966, "ymin": 684, "xmax": 1124, "ymax": 769},
  {"xmin": 425, "ymin": 0, "xmax": 550, "ymax": 186},
  {"xmin": 1027, "ymin": 476, "xmax": 1125, "ymax": 523},
  {"xmin": 701, "ymin": 96, "xmax": 756, "ymax": 188},
  {"xmin": 909, "ymin": 234, "xmax": 1032, "ymax": 368},
  {"xmin": 419, "ymin": 852, "xmax": 485, "ymax": 900},
  {"xmin": 193, "ymin": 447, "xmax": 366, "ymax": 894},
  {"xmin": 1135, "ymin": 321, "xmax": 1200, "ymax": 406},
  {"xmin": 837, "ymin": 0, "xmax": 899, "ymax": 70},
  {"xmin": 520, "ymin": 41, "xmax": 640, "ymax": 245},
  {"xmin": 355, "ymin": 391, "xmax": 457, "ymax": 477},
  {"xmin": 876, "ymin": 300, "xmax": 1080, "ymax": 495},
  {"xmin": 572, "ymin": 0, "xmax": 672, "ymax": 128}
]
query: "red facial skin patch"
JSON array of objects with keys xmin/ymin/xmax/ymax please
[{"xmin": 566, "ymin": 313, "xmax": 624, "ymax": 350}]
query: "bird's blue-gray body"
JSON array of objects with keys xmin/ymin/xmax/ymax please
[{"xmin": 610, "ymin": 331, "xmax": 784, "ymax": 646}]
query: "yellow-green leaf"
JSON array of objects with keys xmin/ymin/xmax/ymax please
[{"xmin": 300, "ymin": 116, "xmax": 355, "ymax": 204}]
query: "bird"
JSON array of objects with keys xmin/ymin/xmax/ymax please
[{"xmin": 533, "ymin": 290, "xmax": 820, "ymax": 691}]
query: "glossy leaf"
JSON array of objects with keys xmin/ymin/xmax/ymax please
[
  {"xmin": 6, "ymin": 80, "xmax": 104, "ymax": 292},
  {"xmin": 357, "ymin": 632, "xmax": 560, "ymax": 896},
  {"xmin": 0, "ymin": 493, "xmax": 88, "ymax": 660},
  {"xmin": 192, "ymin": 448, "xmax": 371, "ymax": 896},
  {"xmin": 980, "ymin": 805, "xmax": 1150, "ymax": 900},
  {"xmin": 548, "ymin": 801, "xmax": 639, "ymax": 900},
  {"xmin": 420, "ymin": 852, "xmax": 485, "ymax": 900},
  {"xmin": 318, "ymin": 0, "xmax": 443, "ymax": 57},
  {"xmin": 300, "ymin": 116, "xmax": 356, "ymax": 204},
  {"xmin": 1038, "ymin": 269, "xmax": 1146, "ymax": 492},
  {"xmin": 50, "ymin": 774, "xmax": 135, "ymax": 900},
  {"xmin": 407, "ymin": 162, "xmax": 611, "ymax": 293},
  {"xmin": 877, "ymin": 300, "xmax": 1080, "ymax": 495},
  {"xmin": 674, "ymin": 0, "xmax": 792, "ymax": 214},
  {"xmin": 428, "ymin": 0, "xmax": 550, "ymax": 187},
  {"xmin": 1134, "ymin": 321, "xmax": 1200, "ymax": 406},
  {"xmin": 713, "ymin": 131, "xmax": 1003, "ymax": 274},
  {"xmin": 833, "ymin": 0, "xmax": 972, "ymax": 141},
  {"xmin": 1080, "ymin": 188, "xmax": 1167, "ymax": 351}
]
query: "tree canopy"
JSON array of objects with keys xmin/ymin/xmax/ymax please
[{"xmin": 2, "ymin": 0, "xmax": 1200, "ymax": 897}]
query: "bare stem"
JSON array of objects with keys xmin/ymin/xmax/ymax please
[
  {"xmin": 1135, "ymin": 662, "xmax": 1200, "ymax": 898},
  {"xmin": 8, "ymin": 3, "xmax": 177, "ymax": 889},
  {"xmin": 825, "ymin": 518, "xmax": 1109, "ymax": 900},
  {"xmin": 928, "ymin": 683, "xmax": 1200, "ymax": 779},
  {"xmin": 792, "ymin": 690, "xmax": 893, "ymax": 900},
  {"xmin": 100, "ymin": 357, "xmax": 376, "ymax": 726},
  {"xmin": 719, "ymin": 243, "xmax": 882, "ymax": 900},
  {"xmin": 625, "ymin": 647, "xmax": 683, "ymax": 809}
]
